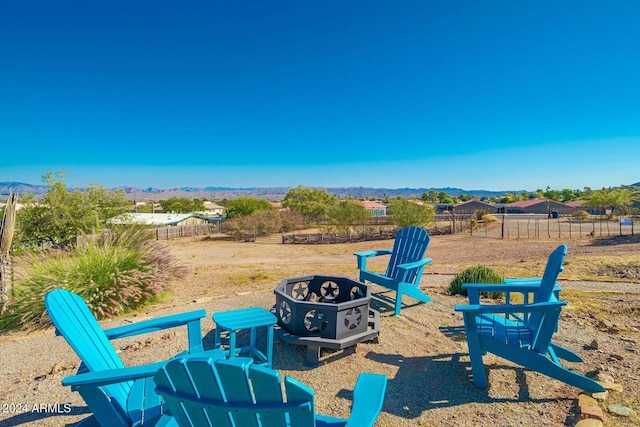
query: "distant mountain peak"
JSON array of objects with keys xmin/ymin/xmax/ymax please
[{"xmin": 1, "ymin": 181, "xmax": 637, "ymax": 201}]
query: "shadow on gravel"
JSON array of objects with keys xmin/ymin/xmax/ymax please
[
  {"xmin": 588, "ymin": 234, "xmax": 640, "ymax": 246},
  {"xmin": 0, "ymin": 405, "xmax": 90, "ymax": 427},
  {"xmin": 369, "ymin": 292, "xmax": 424, "ymax": 316},
  {"xmin": 362, "ymin": 350, "xmax": 571, "ymax": 420}
]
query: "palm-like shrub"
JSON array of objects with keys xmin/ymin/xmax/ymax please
[
  {"xmin": 0, "ymin": 225, "xmax": 188, "ymax": 330},
  {"xmin": 448, "ymin": 264, "xmax": 504, "ymax": 298}
]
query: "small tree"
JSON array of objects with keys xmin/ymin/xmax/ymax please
[
  {"xmin": 225, "ymin": 197, "xmax": 272, "ymax": 219},
  {"xmin": 159, "ymin": 197, "xmax": 205, "ymax": 213},
  {"xmin": 586, "ymin": 188, "xmax": 633, "ymax": 218},
  {"xmin": 16, "ymin": 171, "xmax": 130, "ymax": 247},
  {"xmin": 327, "ymin": 200, "xmax": 370, "ymax": 234},
  {"xmin": 437, "ymin": 191, "xmax": 454, "ymax": 204},
  {"xmin": 387, "ymin": 198, "xmax": 434, "ymax": 228},
  {"xmin": 282, "ymin": 185, "xmax": 337, "ymax": 223}
]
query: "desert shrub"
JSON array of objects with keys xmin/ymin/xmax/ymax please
[
  {"xmin": 474, "ymin": 209, "xmax": 486, "ymax": 220},
  {"xmin": 223, "ymin": 209, "xmax": 283, "ymax": 239},
  {"xmin": 481, "ymin": 214, "xmax": 499, "ymax": 223},
  {"xmin": 448, "ymin": 264, "xmax": 504, "ymax": 298},
  {"xmin": 574, "ymin": 210, "xmax": 589, "ymax": 220},
  {"xmin": 280, "ymin": 209, "xmax": 308, "ymax": 232},
  {"xmin": 0, "ymin": 225, "xmax": 188, "ymax": 330}
]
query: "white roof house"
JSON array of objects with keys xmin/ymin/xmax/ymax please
[
  {"xmin": 108, "ymin": 213, "xmax": 205, "ymax": 226},
  {"xmin": 197, "ymin": 201, "xmax": 225, "ymax": 218}
]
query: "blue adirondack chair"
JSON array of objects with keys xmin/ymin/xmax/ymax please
[
  {"xmin": 354, "ymin": 226, "xmax": 432, "ymax": 316},
  {"xmin": 454, "ymin": 245, "xmax": 605, "ymax": 393},
  {"xmin": 44, "ymin": 289, "xmax": 225, "ymax": 427},
  {"xmin": 154, "ymin": 355, "xmax": 388, "ymax": 427}
]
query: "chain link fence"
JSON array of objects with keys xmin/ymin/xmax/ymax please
[{"xmin": 460, "ymin": 214, "xmax": 636, "ymax": 239}]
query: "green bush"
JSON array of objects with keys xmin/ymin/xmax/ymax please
[
  {"xmin": 474, "ymin": 209, "xmax": 486, "ymax": 220},
  {"xmin": 448, "ymin": 264, "xmax": 504, "ymax": 298},
  {"xmin": 0, "ymin": 225, "xmax": 188, "ymax": 330}
]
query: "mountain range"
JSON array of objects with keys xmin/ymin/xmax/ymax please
[
  {"xmin": 0, "ymin": 181, "xmax": 516, "ymax": 201},
  {"xmin": 1, "ymin": 181, "xmax": 638, "ymax": 201}
]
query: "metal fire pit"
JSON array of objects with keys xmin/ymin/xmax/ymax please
[{"xmin": 274, "ymin": 275, "xmax": 380, "ymax": 366}]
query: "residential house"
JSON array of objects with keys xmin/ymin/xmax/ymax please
[
  {"xmin": 566, "ymin": 200, "xmax": 597, "ymax": 215},
  {"xmin": 203, "ymin": 201, "xmax": 225, "ymax": 216},
  {"xmin": 504, "ymin": 199, "xmax": 576, "ymax": 216},
  {"xmin": 355, "ymin": 200, "xmax": 387, "ymax": 217},
  {"xmin": 108, "ymin": 213, "xmax": 207, "ymax": 227},
  {"xmin": 452, "ymin": 200, "xmax": 498, "ymax": 215}
]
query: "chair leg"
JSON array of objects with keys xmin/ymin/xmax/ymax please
[
  {"xmin": 463, "ymin": 314, "xmax": 488, "ymax": 388},
  {"xmin": 532, "ymin": 356, "xmax": 605, "ymax": 393},
  {"xmin": 393, "ymin": 290, "xmax": 403, "ymax": 316},
  {"xmin": 549, "ymin": 342, "xmax": 584, "ymax": 363}
]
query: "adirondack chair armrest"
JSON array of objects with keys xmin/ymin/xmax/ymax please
[
  {"xmin": 62, "ymin": 361, "xmax": 166, "ymax": 388},
  {"xmin": 455, "ymin": 300, "xmax": 567, "ymax": 315},
  {"xmin": 504, "ymin": 277, "xmax": 540, "ymax": 283},
  {"xmin": 396, "ymin": 258, "xmax": 432, "ymax": 283},
  {"xmin": 463, "ymin": 282, "xmax": 563, "ymax": 305},
  {"xmin": 462, "ymin": 283, "xmax": 545, "ymax": 293},
  {"xmin": 397, "ymin": 258, "xmax": 432, "ymax": 273},
  {"xmin": 354, "ymin": 249, "xmax": 393, "ymax": 259},
  {"xmin": 344, "ymin": 373, "xmax": 388, "ymax": 427},
  {"xmin": 103, "ymin": 309, "xmax": 207, "ymax": 353},
  {"xmin": 501, "ymin": 279, "xmax": 563, "ymax": 294},
  {"xmin": 354, "ymin": 249, "xmax": 393, "ymax": 271},
  {"xmin": 398, "ymin": 258, "xmax": 432, "ymax": 270}
]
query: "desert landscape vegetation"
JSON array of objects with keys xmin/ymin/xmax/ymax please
[
  {"xmin": 0, "ymin": 231, "xmax": 639, "ymax": 426},
  {"xmin": 1, "ymin": 178, "xmax": 639, "ymax": 426}
]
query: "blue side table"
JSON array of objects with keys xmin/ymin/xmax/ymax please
[{"xmin": 212, "ymin": 307, "xmax": 277, "ymax": 367}]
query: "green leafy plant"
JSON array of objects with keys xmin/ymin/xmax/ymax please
[
  {"xmin": 0, "ymin": 225, "xmax": 188, "ymax": 330},
  {"xmin": 386, "ymin": 197, "xmax": 435, "ymax": 228},
  {"xmin": 448, "ymin": 264, "xmax": 504, "ymax": 298}
]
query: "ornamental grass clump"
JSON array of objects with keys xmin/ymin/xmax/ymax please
[
  {"xmin": 0, "ymin": 225, "xmax": 188, "ymax": 330},
  {"xmin": 448, "ymin": 264, "xmax": 504, "ymax": 299}
]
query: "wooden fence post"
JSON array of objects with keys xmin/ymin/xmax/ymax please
[{"xmin": 0, "ymin": 192, "xmax": 18, "ymax": 313}]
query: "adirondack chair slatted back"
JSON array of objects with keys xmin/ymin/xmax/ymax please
[
  {"xmin": 155, "ymin": 357, "xmax": 316, "ymax": 427},
  {"xmin": 45, "ymin": 289, "xmax": 132, "ymax": 417},
  {"xmin": 385, "ymin": 226, "xmax": 430, "ymax": 283},
  {"xmin": 526, "ymin": 245, "xmax": 567, "ymax": 352}
]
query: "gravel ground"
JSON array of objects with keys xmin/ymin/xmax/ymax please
[{"xmin": 1, "ymin": 234, "xmax": 639, "ymax": 426}]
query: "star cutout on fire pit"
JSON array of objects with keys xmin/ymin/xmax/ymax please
[
  {"xmin": 304, "ymin": 310, "xmax": 328, "ymax": 332},
  {"xmin": 279, "ymin": 301, "xmax": 292, "ymax": 324},
  {"xmin": 292, "ymin": 282, "xmax": 309, "ymax": 300},
  {"xmin": 350, "ymin": 286, "xmax": 364, "ymax": 300},
  {"xmin": 320, "ymin": 281, "xmax": 339, "ymax": 300},
  {"xmin": 344, "ymin": 307, "xmax": 362, "ymax": 330}
]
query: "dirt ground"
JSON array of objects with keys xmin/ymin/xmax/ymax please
[
  {"xmin": 1, "ymin": 232, "xmax": 639, "ymax": 426},
  {"xmin": 162, "ymin": 234, "xmax": 640, "ymax": 425}
]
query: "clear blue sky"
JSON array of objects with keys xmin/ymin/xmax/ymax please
[{"xmin": 1, "ymin": 1, "xmax": 639, "ymax": 192}]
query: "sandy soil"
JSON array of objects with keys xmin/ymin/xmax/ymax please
[{"xmin": 1, "ymin": 233, "xmax": 639, "ymax": 426}]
